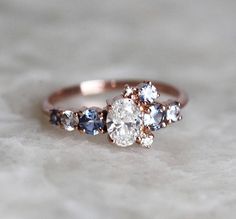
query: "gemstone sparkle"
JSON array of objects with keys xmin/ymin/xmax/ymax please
[
  {"xmin": 138, "ymin": 83, "xmax": 159, "ymax": 103},
  {"xmin": 144, "ymin": 104, "xmax": 164, "ymax": 131},
  {"xmin": 79, "ymin": 108, "xmax": 104, "ymax": 135},
  {"xmin": 166, "ymin": 103, "xmax": 181, "ymax": 122},
  {"xmin": 61, "ymin": 110, "xmax": 78, "ymax": 131},
  {"xmin": 106, "ymin": 98, "xmax": 143, "ymax": 147},
  {"xmin": 140, "ymin": 133, "xmax": 154, "ymax": 148}
]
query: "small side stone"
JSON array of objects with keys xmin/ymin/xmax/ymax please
[
  {"xmin": 50, "ymin": 110, "xmax": 61, "ymax": 126},
  {"xmin": 166, "ymin": 103, "xmax": 181, "ymax": 122},
  {"xmin": 61, "ymin": 110, "xmax": 78, "ymax": 131},
  {"xmin": 123, "ymin": 86, "xmax": 134, "ymax": 98},
  {"xmin": 140, "ymin": 133, "xmax": 154, "ymax": 148},
  {"xmin": 137, "ymin": 82, "xmax": 159, "ymax": 104},
  {"xmin": 79, "ymin": 108, "xmax": 105, "ymax": 135},
  {"xmin": 144, "ymin": 104, "xmax": 164, "ymax": 131}
]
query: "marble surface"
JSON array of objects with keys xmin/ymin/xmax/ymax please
[{"xmin": 0, "ymin": 0, "xmax": 236, "ymax": 219}]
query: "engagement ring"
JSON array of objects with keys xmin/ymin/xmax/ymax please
[{"xmin": 43, "ymin": 80, "xmax": 188, "ymax": 148}]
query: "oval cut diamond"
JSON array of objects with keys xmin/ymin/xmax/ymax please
[{"xmin": 106, "ymin": 98, "xmax": 143, "ymax": 147}]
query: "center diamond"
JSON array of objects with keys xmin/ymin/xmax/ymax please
[{"xmin": 106, "ymin": 98, "xmax": 143, "ymax": 147}]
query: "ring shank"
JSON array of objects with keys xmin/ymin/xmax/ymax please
[{"xmin": 43, "ymin": 80, "xmax": 188, "ymax": 115}]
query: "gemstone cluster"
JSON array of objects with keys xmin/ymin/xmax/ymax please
[
  {"xmin": 49, "ymin": 81, "xmax": 182, "ymax": 148},
  {"xmin": 106, "ymin": 82, "xmax": 182, "ymax": 148}
]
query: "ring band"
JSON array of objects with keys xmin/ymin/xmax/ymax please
[{"xmin": 43, "ymin": 80, "xmax": 188, "ymax": 148}]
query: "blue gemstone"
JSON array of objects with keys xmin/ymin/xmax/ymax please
[
  {"xmin": 50, "ymin": 110, "xmax": 61, "ymax": 125},
  {"xmin": 144, "ymin": 104, "xmax": 164, "ymax": 131},
  {"xmin": 79, "ymin": 109, "xmax": 104, "ymax": 135}
]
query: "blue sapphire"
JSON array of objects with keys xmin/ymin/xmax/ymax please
[
  {"xmin": 79, "ymin": 108, "xmax": 104, "ymax": 135},
  {"xmin": 50, "ymin": 110, "xmax": 61, "ymax": 126},
  {"xmin": 144, "ymin": 104, "xmax": 164, "ymax": 131}
]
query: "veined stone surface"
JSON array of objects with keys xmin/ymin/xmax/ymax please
[{"xmin": 0, "ymin": 1, "xmax": 235, "ymax": 219}]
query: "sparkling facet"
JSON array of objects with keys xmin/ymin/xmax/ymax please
[
  {"xmin": 166, "ymin": 103, "xmax": 181, "ymax": 122},
  {"xmin": 61, "ymin": 110, "xmax": 78, "ymax": 131},
  {"xmin": 79, "ymin": 108, "xmax": 104, "ymax": 135},
  {"xmin": 50, "ymin": 110, "xmax": 61, "ymax": 125},
  {"xmin": 144, "ymin": 104, "xmax": 164, "ymax": 131},
  {"xmin": 140, "ymin": 133, "xmax": 154, "ymax": 148},
  {"xmin": 138, "ymin": 83, "xmax": 159, "ymax": 103},
  {"xmin": 123, "ymin": 86, "xmax": 134, "ymax": 97},
  {"xmin": 106, "ymin": 98, "xmax": 143, "ymax": 147}
]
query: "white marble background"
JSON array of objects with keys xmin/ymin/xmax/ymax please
[{"xmin": 0, "ymin": 0, "xmax": 236, "ymax": 219}]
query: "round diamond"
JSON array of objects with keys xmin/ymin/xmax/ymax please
[
  {"xmin": 123, "ymin": 86, "xmax": 134, "ymax": 97},
  {"xmin": 106, "ymin": 98, "xmax": 143, "ymax": 147},
  {"xmin": 79, "ymin": 108, "xmax": 104, "ymax": 135},
  {"xmin": 138, "ymin": 83, "xmax": 159, "ymax": 103},
  {"xmin": 144, "ymin": 104, "xmax": 164, "ymax": 131},
  {"xmin": 166, "ymin": 103, "xmax": 181, "ymax": 122},
  {"xmin": 140, "ymin": 133, "xmax": 154, "ymax": 148},
  {"xmin": 61, "ymin": 110, "xmax": 78, "ymax": 131}
]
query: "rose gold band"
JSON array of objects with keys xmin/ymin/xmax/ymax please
[
  {"xmin": 42, "ymin": 80, "xmax": 188, "ymax": 115},
  {"xmin": 42, "ymin": 80, "xmax": 188, "ymax": 148}
]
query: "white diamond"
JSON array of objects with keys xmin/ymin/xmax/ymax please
[
  {"xmin": 166, "ymin": 104, "xmax": 181, "ymax": 122},
  {"xmin": 106, "ymin": 98, "xmax": 143, "ymax": 147},
  {"xmin": 140, "ymin": 133, "xmax": 154, "ymax": 148},
  {"xmin": 61, "ymin": 110, "xmax": 78, "ymax": 131},
  {"xmin": 123, "ymin": 86, "xmax": 134, "ymax": 97},
  {"xmin": 138, "ymin": 83, "xmax": 159, "ymax": 103}
]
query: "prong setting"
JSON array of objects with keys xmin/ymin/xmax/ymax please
[
  {"xmin": 48, "ymin": 81, "xmax": 184, "ymax": 148},
  {"xmin": 61, "ymin": 110, "xmax": 79, "ymax": 131},
  {"xmin": 105, "ymin": 82, "xmax": 183, "ymax": 147},
  {"xmin": 165, "ymin": 102, "xmax": 182, "ymax": 123},
  {"xmin": 78, "ymin": 107, "xmax": 106, "ymax": 135}
]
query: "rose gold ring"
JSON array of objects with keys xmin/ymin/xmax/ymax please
[{"xmin": 43, "ymin": 80, "xmax": 188, "ymax": 148}]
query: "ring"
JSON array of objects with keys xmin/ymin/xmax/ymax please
[{"xmin": 43, "ymin": 80, "xmax": 188, "ymax": 148}]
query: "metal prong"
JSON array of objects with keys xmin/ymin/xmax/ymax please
[
  {"xmin": 136, "ymin": 136, "xmax": 142, "ymax": 144},
  {"xmin": 178, "ymin": 116, "xmax": 183, "ymax": 121},
  {"xmin": 161, "ymin": 122, "xmax": 167, "ymax": 128},
  {"xmin": 107, "ymin": 135, "xmax": 114, "ymax": 144},
  {"xmin": 78, "ymin": 111, "xmax": 84, "ymax": 117},
  {"xmin": 78, "ymin": 129, "xmax": 86, "ymax": 134},
  {"xmin": 161, "ymin": 105, "xmax": 167, "ymax": 112},
  {"xmin": 99, "ymin": 127, "xmax": 106, "ymax": 134}
]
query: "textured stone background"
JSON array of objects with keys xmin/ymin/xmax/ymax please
[{"xmin": 0, "ymin": 0, "xmax": 236, "ymax": 219}]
